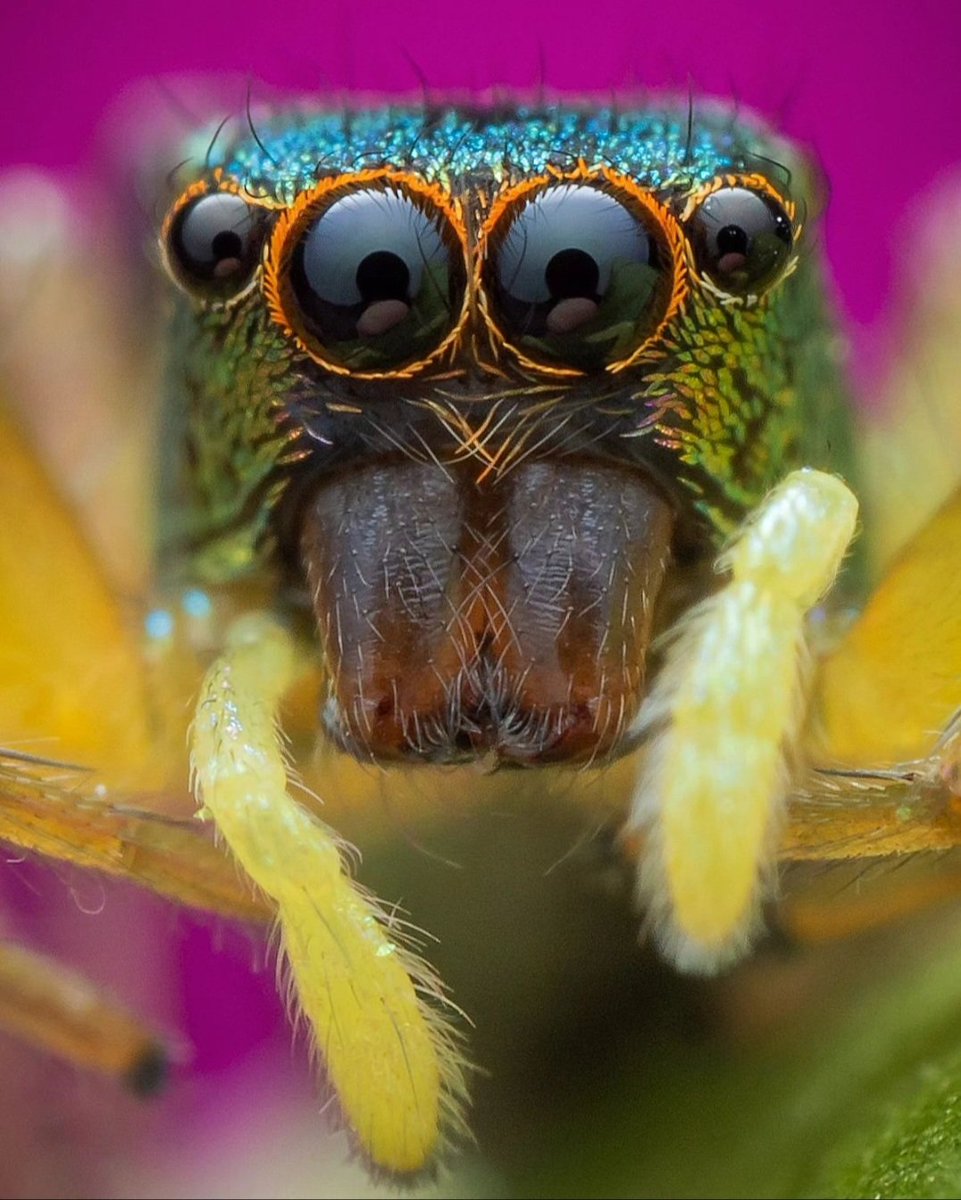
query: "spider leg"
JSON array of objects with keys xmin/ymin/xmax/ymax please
[
  {"xmin": 628, "ymin": 469, "xmax": 858, "ymax": 973},
  {"xmin": 190, "ymin": 613, "xmax": 469, "ymax": 1176},
  {"xmin": 0, "ymin": 940, "xmax": 167, "ymax": 1093}
]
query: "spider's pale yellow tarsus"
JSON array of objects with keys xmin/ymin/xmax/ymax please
[
  {"xmin": 190, "ymin": 615, "xmax": 466, "ymax": 1176},
  {"xmin": 631, "ymin": 469, "xmax": 859, "ymax": 973}
]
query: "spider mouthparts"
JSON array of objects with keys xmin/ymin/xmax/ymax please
[{"xmin": 300, "ymin": 457, "xmax": 675, "ymax": 765}]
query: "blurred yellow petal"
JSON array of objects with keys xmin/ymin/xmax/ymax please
[
  {"xmin": 0, "ymin": 404, "xmax": 154, "ymax": 784},
  {"xmin": 815, "ymin": 484, "xmax": 961, "ymax": 764},
  {"xmin": 0, "ymin": 171, "xmax": 155, "ymax": 596}
]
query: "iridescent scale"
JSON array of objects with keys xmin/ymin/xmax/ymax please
[{"xmin": 206, "ymin": 105, "xmax": 781, "ymax": 200}]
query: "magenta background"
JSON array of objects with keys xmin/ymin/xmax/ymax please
[{"xmin": 2, "ymin": 0, "xmax": 961, "ymax": 1186}]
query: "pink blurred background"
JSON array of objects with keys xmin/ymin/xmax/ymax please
[{"xmin": 1, "ymin": 0, "xmax": 960, "ymax": 1194}]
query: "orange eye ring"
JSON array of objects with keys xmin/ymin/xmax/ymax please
[
  {"xmin": 264, "ymin": 169, "xmax": 471, "ymax": 380},
  {"xmin": 678, "ymin": 172, "xmax": 799, "ymax": 225},
  {"xmin": 477, "ymin": 162, "xmax": 688, "ymax": 378},
  {"xmin": 160, "ymin": 172, "xmax": 278, "ymax": 306},
  {"xmin": 680, "ymin": 173, "xmax": 801, "ymax": 299}
]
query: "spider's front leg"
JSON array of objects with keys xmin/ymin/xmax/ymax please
[
  {"xmin": 629, "ymin": 468, "xmax": 858, "ymax": 973},
  {"xmin": 189, "ymin": 613, "xmax": 468, "ymax": 1176}
]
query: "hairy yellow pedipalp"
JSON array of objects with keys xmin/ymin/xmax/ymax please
[
  {"xmin": 630, "ymin": 469, "xmax": 858, "ymax": 973},
  {"xmin": 190, "ymin": 615, "xmax": 467, "ymax": 1176}
]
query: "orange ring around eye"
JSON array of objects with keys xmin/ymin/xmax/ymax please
[
  {"xmin": 680, "ymin": 173, "xmax": 801, "ymax": 295},
  {"xmin": 160, "ymin": 171, "xmax": 279, "ymax": 304},
  {"xmin": 679, "ymin": 172, "xmax": 799, "ymax": 226},
  {"xmin": 264, "ymin": 170, "xmax": 471, "ymax": 380},
  {"xmin": 477, "ymin": 162, "xmax": 688, "ymax": 378}
]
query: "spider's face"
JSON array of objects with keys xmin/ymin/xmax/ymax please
[{"xmin": 159, "ymin": 104, "xmax": 842, "ymax": 767}]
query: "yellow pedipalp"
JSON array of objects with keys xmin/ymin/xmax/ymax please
[
  {"xmin": 190, "ymin": 614, "xmax": 467, "ymax": 1176},
  {"xmin": 630, "ymin": 469, "xmax": 859, "ymax": 973}
]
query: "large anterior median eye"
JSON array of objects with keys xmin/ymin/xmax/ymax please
[
  {"xmin": 484, "ymin": 181, "xmax": 682, "ymax": 372},
  {"xmin": 269, "ymin": 178, "xmax": 467, "ymax": 375},
  {"xmin": 164, "ymin": 190, "xmax": 268, "ymax": 300},
  {"xmin": 687, "ymin": 185, "xmax": 794, "ymax": 296}
]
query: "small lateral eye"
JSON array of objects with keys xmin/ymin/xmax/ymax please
[
  {"xmin": 166, "ymin": 191, "xmax": 267, "ymax": 298},
  {"xmin": 687, "ymin": 186, "xmax": 793, "ymax": 296},
  {"xmin": 484, "ymin": 181, "xmax": 682, "ymax": 372}
]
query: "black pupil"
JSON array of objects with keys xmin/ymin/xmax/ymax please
[
  {"xmin": 716, "ymin": 225, "xmax": 749, "ymax": 257},
  {"xmin": 211, "ymin": 229, "xmax": 243, "ymax": 260},
  {"xmin": 356, "ymin": 250, "xmax": 410, "ymax": 303},
  {"xmin": 545, "ymin": 248, "xmax": 600, "ymax": 299}
]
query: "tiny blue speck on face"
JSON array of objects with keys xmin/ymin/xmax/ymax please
[
  {"xmin": 200, "ymin": 103, "xmax": 796, "ymax": 208},
  {"xmin": 145, "ymin": 608, "xmax": 175, "ymax": 640},
  {"xmin": 181, "ymin": 587, "xmax": 213, "ymax": 619}
]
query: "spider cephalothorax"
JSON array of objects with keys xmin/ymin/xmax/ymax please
[{"xmin": 162, "ymin": 104, "xmax": 848, "ymax": 770}]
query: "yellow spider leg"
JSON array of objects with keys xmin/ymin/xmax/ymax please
[
  {"xmin": 0, "ymin": 940, "xmax": 167, "ymax": 1092},
  {"xmin": 630, "ymin": 469, "xmax": 858, "ymax": 973},
  {"xmin": 190, "ymin": 614, "xmax": 467, "ymax": 1177}
]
